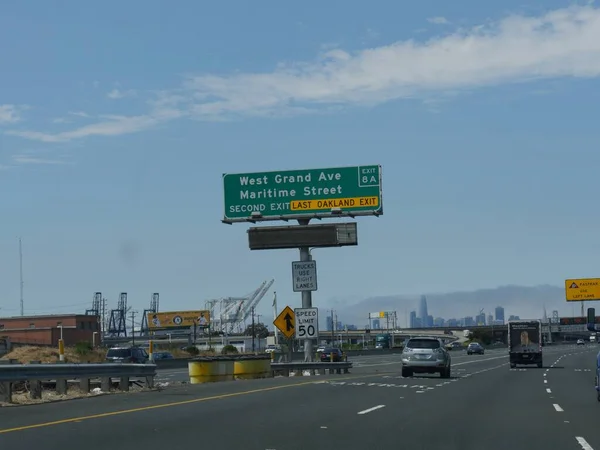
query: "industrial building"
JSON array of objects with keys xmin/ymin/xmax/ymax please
[{"xmin": 0, "ymin": 314, "xmax": 100, "ymax": 346}]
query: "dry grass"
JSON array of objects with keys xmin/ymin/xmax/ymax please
[
  {"xmin": 0, "ymin": 346, "xmax": 107, "ymax": 364},
  {"xmin": 0, "ymin": 344, "xmax": 253, "ymax": 365},
  {"xmin": 1, "ymin": 384, "xmax": 151, "ymax": 407}
]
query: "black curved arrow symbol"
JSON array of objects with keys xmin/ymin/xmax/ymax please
[{"xmin": 284, "ymin": 313, "xmax": 294, "ymax": 332}]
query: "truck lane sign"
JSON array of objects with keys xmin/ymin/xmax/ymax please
[
  {"xmin": 292, "ymin": 260, "xmax": 318, "ymax": 292},
  {"xmin": 294, "ymin": 307, "xmax": 319, "ymax": 340},
  {"xmin": 565, "ymin": 278, "xmax": 600, "ymax": 302}
]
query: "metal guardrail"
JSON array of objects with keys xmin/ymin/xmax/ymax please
[
  {"xmin": 153, "ymin": 348, "xmax": 404, "ymax": 370},
  {"xmin": 271, "ymin": 361, "xmax": 352, "ymax": 376},
  {"xmin": 0, "ymin": 362, "xmax": 157, "ymax": 404}
]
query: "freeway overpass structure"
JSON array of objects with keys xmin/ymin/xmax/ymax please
[
  {"xmin": 102, "ymin": 322, "xmax": 593, "ymax": 349},
  {"xmin": 316, "ymin": 322, "xmax": 593, "ymax": 345}
]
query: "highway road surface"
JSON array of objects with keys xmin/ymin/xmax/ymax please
[{"xmin": 0, "ymin": 344, "xmax": 598, "ymax": 450}]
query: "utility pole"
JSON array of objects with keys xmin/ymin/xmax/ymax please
[
  {"xmin": 256, "ymin": 314, "xmax": 262, "ymax": 350},
  {"xmin": 130, "ymin": 311, "xmax": 136, "ymax": 346},
  {"xmin": 19, "ymin": 237, "xmax": 24, "ymax": 316},
  {"xmin": 251, "ymin": 306, "xmax": 256, "ymax": 352},
  {"xmin": 272, "ymin": 291, "xmax": 279, "ymax": 345},
  {"xmin": 331, "ymin": 309, "xmax": 335, "ymax": 344}
]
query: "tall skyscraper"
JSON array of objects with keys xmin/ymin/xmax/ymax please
[
  {"xmin": 418, "ymin": 295, "xmax": 428, "ymax": 324},
  {"xmin": 495, "ymin": 306, "xmax": 505, "ymax": 324},
  {"xmin": 409, "ymin": 311, "xmax": 417, "ymax": 328}
]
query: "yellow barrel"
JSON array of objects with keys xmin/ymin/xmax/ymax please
[
  {"xmin": 189, "ymin": 357, "xmax": 234, "ymax": 384},
  {"xmin": 214, "ymin": 357, "xmax": 235, "ymax": 382},
  {"xmin": 233, "ymin": 355, "xmax": 273, "ymax": 379},
  {"xmin": 188, "ymin": 358, "xmax": 216, "ymax": 384}
]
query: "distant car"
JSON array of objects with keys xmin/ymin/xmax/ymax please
[
  {"xmin": 401, "ymin": 337, "xmax": 451, "ymax": 378},
  {"xmin": 467, "ymin": 342, "xmax": 485, "ymax": 355},
  {"xmin": 265, "ymin": 344, "xmax": 281, "ymax": 354},
  {"xmin": 577, "ymin": 339, "xmax": 585, "ymax": 346},
  {"xmin": 105, "ymin": 346, "xmax": 149, "ymax": 364},
  {"xmin": 320, "ymin": 347, "xmax": 343, "ymax": 362},
  {"xmin": 152, "ymin": 351, "xmax": 173, "ymax": 360},
  {"xmin": 445, "ymin": 342, "xmax": 462, "ymax": 351}
]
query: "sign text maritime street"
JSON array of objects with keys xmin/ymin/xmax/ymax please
[
  {"xmin": 294, "ymin": 307, "xmax": 319, "ymax": 340},
  {"xmin": 222, "ymin": 165, "xmax": 382, "ymax": 222},
  {"xmin": 292, "ymin": 260, "xmax": 318, "ymax": 292},
  {"xmin": 273, "ymin": 306, "xmax": 296, "ymax": 339},
  {"xmin": 565, "ymin": 278, "xmax": 600, "ymax": 302}
]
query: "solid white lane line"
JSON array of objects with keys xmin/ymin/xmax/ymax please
[{"xmin": 357, "ymin": 405, "xmax": 386, "ymax": 415}]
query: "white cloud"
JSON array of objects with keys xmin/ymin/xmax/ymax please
[
  {"xmin": 6, "ymin": 105, "xmax": 184, "ymax": 143},
  {"xmin": 107, "ymin": 88, "xmax": 137, "ymax": 99},
  {"xmin": 5, "ymin": 4, "xmax": 600, "ymax": 142},
  {"xmin": 11, "ymin": 155, "xmax": 71, "ymax": 165},
  {"xmin": 68, "ymin": 111, "xmax": 90, "ymax": 118},
  {"xmin": 427, "ymin": 16, "xmax": 450, "ymax": 25},
  {"xmin": 0, "ymin": 104, "xmax": 26, "ymax": 124},
  {"xmin": 7, "ymin": 115, "xmax": 161, "ymax": 143},
  {"xmin": 179, "ymin": 5, "xmax": 600, "ymax": 119}
]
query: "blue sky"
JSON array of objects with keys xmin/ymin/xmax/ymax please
[{"xmin": 1, "ymin": 0, "xmax": 599, "ymax": 326}]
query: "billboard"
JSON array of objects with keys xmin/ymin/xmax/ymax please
[
  {"xmin": 147, "ymin": 310, "xmax": 210, "ymax": 330},
  {"xmin": 222, "ymin": 165, "xmax": 383, "ymax": 223}
]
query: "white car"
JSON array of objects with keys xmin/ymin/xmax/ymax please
[
  {"xmin": 265, "ymin": 344, "xmax": 281, "ymax": 353},
  {"xmin": 576, "ymin": 339, "xmax": 585, "ymax": 346}
]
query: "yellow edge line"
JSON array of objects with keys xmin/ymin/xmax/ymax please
[{"xmin": 0, "ymin": 372, "xmax": 389, "ymax": 435}]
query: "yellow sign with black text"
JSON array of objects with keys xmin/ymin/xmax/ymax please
[
  {"xmin": 147, "ymin": 310, "xmax": 211, "ymax": 329},
  {"xmin": 274, "ymin": 306, "xmax": 296, "ymax": 338},
  {"xmin": 290, "ymin": 196, "xmax": 379, "ymax": 211},
  {"xmin": 565, "ymin": 278, "xmax": 600, "ymax": 302}
]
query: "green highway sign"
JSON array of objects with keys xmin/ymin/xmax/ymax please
[{"xmin": 222, "ymin": 165, "xmax": 383, "ymax": 223}]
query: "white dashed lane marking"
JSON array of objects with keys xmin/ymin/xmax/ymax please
[
  {"xmin": 576, "ymin": 437, "xmax": 594, "ymax": 450},
  {"xmin": 357, "ymin": 405, "xmax": 385, "ymax": 415}
]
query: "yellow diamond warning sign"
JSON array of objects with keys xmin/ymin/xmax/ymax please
[{"xmin": 565, "ymin": 278, "xmax": 600, "ymax": 302}]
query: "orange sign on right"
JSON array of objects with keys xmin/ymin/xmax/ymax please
[{"xmin": 565, "ymin": 278, "xmax": 600, "ymax": 302}]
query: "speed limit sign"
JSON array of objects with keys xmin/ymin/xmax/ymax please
[{"xmin": 294, "ymin": 308, "xmax": 319, "ymax": 340}]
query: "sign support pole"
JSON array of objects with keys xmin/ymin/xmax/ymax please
[{"xmin": 298, "ymin": 219, "xmax": 314, "ymax": 362}]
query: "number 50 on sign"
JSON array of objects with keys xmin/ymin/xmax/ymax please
[{"xmin": 294, "ymin": 307, "xmax": 319, "ymax": 340}]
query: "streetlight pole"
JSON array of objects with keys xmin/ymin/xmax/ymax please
[
  {"xmin": 58, "ymin": 325, "xmax": 64, "ymax": 362},
  {"xmin": 251, "ymin": 306, "xmax": 256, "ymax": 352}
]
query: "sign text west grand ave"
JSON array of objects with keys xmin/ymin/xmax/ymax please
[
  {"xmin": 295, "ymin": 307, "xmax": 319, "ymax": 340},
  {"xmin": 292, "ymin": 260, "xmax": 317, "ymax": 292},
  {"xmin": 222, "ymin": 165, "xmax": 382, "ymax": 222}
]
